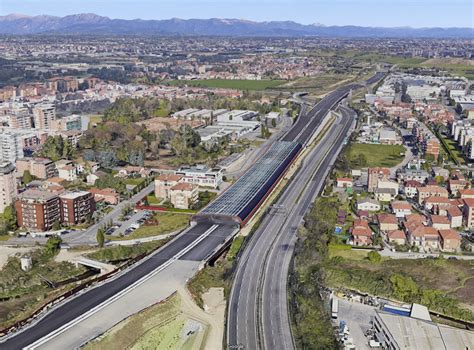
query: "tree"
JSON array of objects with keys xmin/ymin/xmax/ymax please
[
  {"xmin": 2, "ymin": 205, "xmax": 17, "ymax": 231},
  {"xmin": 45, "ymin": 235, "xmax": 62, "ymax": 256},
  {"xmin": 23, "ymin": 170, "xmax": 33, "ymax": 185},
  {"xmin": 271, "ymin": 119, "xmax": 277, "ymax": 128},
  {"xmin": 52, "ymin": 220, "xmax": 61, "ymax": 231},
  {"xmin": 96, "ymin": 227, "xmax": 105, "ymax": 248},
  {"xmin": 390, "ymin": 273, "xmax": 419, "ymax": 302},
  {"xmin": 367, "ymin": 251, "xmax": 382, "ymax": 263}
]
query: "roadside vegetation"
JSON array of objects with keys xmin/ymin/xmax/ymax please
[
  {"xmin": 86, "ymin": 240, "xmax": 170, "ymax": 264},
  {"xmin": 0, "ymin": 237, "xmax": 91, "ymax": 329},
  {"xmin": 290, "ymin": 194, "xmax": 473, "ymax": 350},
  {"xmin": 186, "ymin": 234, "xmax": 246, "ymax": 308},
  {"xmin": 326, "ymin": 244, "xmax": 473, "ymax": 321}
]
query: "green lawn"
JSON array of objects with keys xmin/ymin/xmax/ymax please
[
  {"xmin": 109, "ymin": 212, "xmax": 189, "ymax": 241},
  {"xmin": 146, "ymin": 194, "xmax": 162, "ymax": 205},
  {"xmin": 346, "ymin": 143, "xmax": 405, "ymax": 168},
  {"xmin": 167, "ymin": 79, "xmax": 286, "ymax": 91}
]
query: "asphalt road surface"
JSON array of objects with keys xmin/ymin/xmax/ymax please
[
  {"xmin": 0, "ymin": 222, "xmax": 238, "ymax": 349},
  {"xmin": 227, "ymin": 107, "xmax": 356, "ymax": 350}
]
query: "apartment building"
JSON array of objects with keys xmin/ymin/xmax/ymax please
[
  {"xmin": 0, "ymin": 132, "xmax": 24, "ymax": 163},
  {"xmin": 169, "ymin": 183, "xmax": 199, "ymax": 210},
  {"xmin": 33, "ymin": 104, "xmax": 56, "ymax": 129},
  {"xmin": 59, "ymin": 191, "xmax": 95, "ymax": 225},
  {"xmin": 154, "ymin": 174, "xmax": 183, "ymax": 199},
  {"xmin": 0, "ymin": 162, "xmax": 17, "ymax": 214},
  {"xmin": 15, "ymin": 189, "xmax": 61, "ymax": 231},
  {"xmin": 175, "ymin": 165, "xmax": 223, "ymax": 189},
  {"xmin": 463, "ymin": 198, "xmax": 474, "ymax": 229},
  {"xmin": 16, "ymin": 158, "xmax": 58, "ymax": 179},
  {"xmin": 9, "ymin": 112, "xmax": 32, "ymax": 129}
]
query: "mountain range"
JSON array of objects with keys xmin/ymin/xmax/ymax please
[{"xmin": 0, "ymin": 13, "xmax": 472, "ymax": 38}]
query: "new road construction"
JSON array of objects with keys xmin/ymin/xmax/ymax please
[{"xmin": 0, "ymin": 72, "xmax": 384, "ymax": 349}]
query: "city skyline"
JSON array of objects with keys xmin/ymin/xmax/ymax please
[{"xmin": 1, "ymin": 0, "xmax": 473, "ymax": 28}]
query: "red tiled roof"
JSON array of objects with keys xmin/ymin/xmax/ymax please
[
  {"xmin": 352, "ymin": 227, "xmax": 372, "ymax": 237},
  {"xmin": 388, "ymin": 230, "xmax": 406, "ymax": 239},
  {"xmin": 438, "ymin": 229, "xmax": 461, "ymax": 241},
  {"xmin": 377, "ymin": 213, "xmax": 398, "ymax": 224},
  {"xmin": 156, "ymin": 174, "xmax": 183, "ymax": 182},
  {"xmin": 463, "ymin": 198, "xmax": 474, "ymax": 207},
  {"xmin": 412, "ymin": 226, "xmax": 438, "ymax": 238},
  {"xmin": 170, "ymin": 182, "xmax": 196, "ymax": 191},
  {"xmin": 430, "ymin": 215, "xmax": 450, "ymax": 224},
  {"xmin": 391, "ymin": 201, "xmax": 411, "ymax": 210}
]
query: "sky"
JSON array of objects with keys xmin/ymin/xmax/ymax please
[{"xmin": 1, "ymin": 0, "xmax": 473, "ymax": 28}]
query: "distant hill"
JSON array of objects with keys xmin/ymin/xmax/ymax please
[{"xmin": 0, "ymin": 13, "xmax": 472, "ymax": 38}]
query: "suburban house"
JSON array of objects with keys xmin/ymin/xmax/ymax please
[
  {"xmin": 391, "ymin": 201, "xmax": 412, "ymax": 218},
  {"xmin": 57, "ymin": 164, "xmax": 78, "ymax": 182},
  {"xmin": 374, "ymin": 187, "xmax": 397, "ymax": 202},
  {"xmin": 417, "ymin": 185, "xmax": 449, "ymax": 205},
  {"xmin": 357, "ymin": 198, "xmax": 381, "ymax": 212},
  {"xmin": 446, "ymin": 206, "xmax": 463, "ymax": 228},
  {"xmin": 86, "ymin": 171, "xmax": 107, "ymax": 185},
  {"xmin": 448, "ymin": 179, "xmax": 468, "ymax": 196},
  {"xmin": 407, "ymin": 226, "xmax": 440, "ymax": 251},
  {"xmin": 438, "ymin": 229, "xmax": 461, "ymax": 252},
  {"xmin": 88, "ymin": 188, "xmax": 120, "ymax": 205},
  {"xmin": 430, "ymin": 215, "xmax": 451, "ymax": 230},
  {"xmin": 336, "ymin": 177, "xmax": 353, "ymax": 188},
  {"xmin": 403, "ymin": 180, "xmax": 423, "ymax": 198},
  {"xmin": 387, "ymin": 230, "xmax": 407, "ymax": 246},
  {"xmin": 424, "ymin": 196, "xmax": 452, "ymax": 211},
  {"xmin": 459, "ymin": 188, "xmax": 474, "ymax": 199},
  {"xmin": 376, "ymin": 213, "xmax": 399, "ymax": 232},
  {"xmin": 350, "ymin": 219, "xmax": 373, "ymax": 246}
]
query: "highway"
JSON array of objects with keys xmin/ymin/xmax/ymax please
[
  {"xmin": 227, "ymin": 107, "xmax": 356, "ymax": 350},
  {"xmin": 0, "ymin": 72, "xmax": 383, "ymax": 349},
  {"xmin": 0, "ymin": 222, "xmax": 238, "ymax": 349}
]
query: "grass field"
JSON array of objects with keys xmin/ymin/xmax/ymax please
[
  {"xmin": 167, "ymin": 79, "xmax": 286, "ymax": 90},
  {"xmin": 328, "ymin": 244, "xmax": 383, "ymax": 262},
  {"xmin": 346, "ymin": 143, "xmax": 405, "ymax": 168},
  {"xmin": 110, "ymin": 212, "xmax": 189, "ymax": 241},
  {"xmin": 281, "ymin": 73, "xmax": 355, "ymax": 94}
]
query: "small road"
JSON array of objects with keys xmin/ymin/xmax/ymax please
[{"xmin": 227, "ymin": 107, "xmax": 356, "ymax": 350}]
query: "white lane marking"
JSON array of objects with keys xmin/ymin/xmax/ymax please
[{"xmin": 23, "ymin": 225, "xmax": 219, "ymax": 350}]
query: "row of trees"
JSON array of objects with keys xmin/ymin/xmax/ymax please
[{"xmin": 37, "ymin": 135, "xmax": 75, "ymax": 162}]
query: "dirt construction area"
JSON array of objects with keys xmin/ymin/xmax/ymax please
[{"xmin": 84, "ymin": 286, "xmax": 225, "ymax": 350}]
